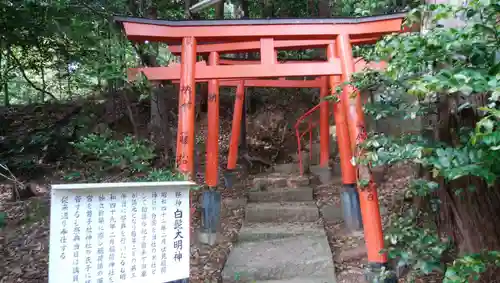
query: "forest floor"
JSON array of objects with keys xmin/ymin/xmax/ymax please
[{"xmin": 0, "ymin": 88, "xmax": 416, "ymax": 283}]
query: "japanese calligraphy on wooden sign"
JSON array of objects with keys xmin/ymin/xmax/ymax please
[{"xmin": 49, "ymin": 181, "xmax": 194, "ymax": 283}]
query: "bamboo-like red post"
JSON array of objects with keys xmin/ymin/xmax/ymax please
[
  {"xmin": 206, "ymin": 51, "xmax": 220, "ymax": 187},
  {"xmin": 336, "ymin": 34, "xmax": 387, "ymax": 266},
  {"xmin": 319, "ymin": 77, "xmax": 330, "ymax": 167},
  {"xmin": 176, "ymin": 37, "xmax": 197, "ymax": 179},
  {"xmin": 227, "ymin": 81, "xmax": 245, "ymax": 170}
]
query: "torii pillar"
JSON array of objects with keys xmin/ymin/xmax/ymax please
[{"xmin": 337, "ymin": 33, "xmax": 391, "ymax": 280}]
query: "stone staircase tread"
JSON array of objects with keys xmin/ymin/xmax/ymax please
[
  {"xmin": 245, "ymin": 201, "xmax": 319, "ymax": 223},
  {"xmin": 247, "ymin": 201, "xmax": 317, "ymax": 208},
  {"xmin": 248, "ymin": 187, "xmax": 313, "ymax": 202},
  {"xmin": 238, "ymin": 222, "xmax": 326, "ymax": 242},
  {"xmin": 255, "ymin": 276, "xmax": 336, "ymax": 283},
  {"xmin": 252, "ymin": 174, "xmax": 311, "ymax": 190},
  {"xmin": 222, "ymin": 234, "xmax": 336, "ymax": 281}
]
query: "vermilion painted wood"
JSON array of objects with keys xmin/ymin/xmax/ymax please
[
  {"xmin": 327, "ymin": 44, "xmax": 356, "ymax": 185},
  {"xmin": 167, "ymin": 38, "xmax": 382, "ymax": 54},
  {"xmin": 217, "ymin": 58, "xmax": 386, "ymax": 71},
  {"xmin": 122, "ymin": 18, "xmax": 403, "ymax": 42},
  {"xmin": 172, "ymin": 78, "xmax": 324, "ymax": 88},
  {"xmin": 227, "ymin": 82, "xmax": 245, "ymax": 170},
  {"xmin": 260, "ymin": 38, "xmax": 276, "ymax": 65},
  {"xmin": 227, "ymin": 79, "xmax": 324, "ymax": 88},
  {"xmin": 128, "ymin": 61, "xmax": 343, "ymax": 81},
  {"xmin": 176, "ymin": 37, "xmax": 197, "ymax": 178},
  {"xmin": 337, "ymin": 34, "xmax": 386, "ymax": 264},
  {"xmin": 319, "ymin": 77, "xmax": 330, "ymax": 167},
  {"xmin": 206, "ymin": 52, "xmax": 220, "ymax": 187},
  {"xmin": 128, "ymin": 58, "xmax": 384, "ymax": 82}
]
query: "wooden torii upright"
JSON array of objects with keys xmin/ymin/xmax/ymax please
[{"xmin": 115, "ymin": 14, "xmax": 406, "ymax": 277}]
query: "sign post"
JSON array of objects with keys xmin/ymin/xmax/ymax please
[{"xmin": 48, "ymin": 181, "xmax": 195, "ymax": 283}]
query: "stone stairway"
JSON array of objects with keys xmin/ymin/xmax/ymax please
[{"xmin": 222, "ymin": 172, "xmax": 336, "ymax": 282}]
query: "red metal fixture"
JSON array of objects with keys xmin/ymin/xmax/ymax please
[{"xmin": 295, "ymin": 103, "xmax": 322, "ymax": 175}]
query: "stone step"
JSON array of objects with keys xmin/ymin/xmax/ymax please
[
  {"xmin": 245, "ymin": 201, "xmax": 319, "ymax": 223},
  {"xmin": 252, "ymin": 174, "xmax": 310, "ymax": 190},
  {"xmin": 222, "ymin": 234, "xmax": 336, "ymax": 282},
  {"xmin": 256, "ymin": 277, "xmax": 336, "ymax": 283},
  {"xmin": 238, "ymin": 222, "xmax": 326, "ymax": 242},
  {"xmin": 252, "ymin": 175, "xmax": 288, "ymax": 190},
  {"xmin": 248, "ymin": 187, "xmax": 313, "ymax": 202}
]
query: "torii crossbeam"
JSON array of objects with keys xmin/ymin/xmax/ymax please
[{"xmin": 115, "ymin": 14, "xmax": 407, "ymax": 280}]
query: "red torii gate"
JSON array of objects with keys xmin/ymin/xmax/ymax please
[
  {"xmin": 115, "ymin": 14, "xmax": 406, "ymax": 277},
  {"xmin": 165, "ymin": 57, "xmax": 385, "ymax": 177}
]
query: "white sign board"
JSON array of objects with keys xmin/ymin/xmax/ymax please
[{"xmin": 49, "ymin": 181, "xmax": 194, "ymax": 283}]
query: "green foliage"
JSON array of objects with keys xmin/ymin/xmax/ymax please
[
  {"xmin": 68, "ymin": 132, "xmax": 156, "ymax": 181},
  {"xmin": 134, "ymin": 168, "xmax": 187, "ymax": 182},
  {"xmin": 21, "ymin": 198, "xmax": 50, "ymax": 225},
  {"xmin": 0, "ymin": 211, "xmax": 6, "ymax": 228},
  {"xmin": 0, "ymin": 0, "xmax": 418, "ymax": 105},
  {"xmin": 385, "ymin": 207, "xmax": 450, "ymax": 280},
  {"xmin": 73, "ymin": 133, "xmax": 155, "ymax": 172},
  {"xmin": 67, "ymin": 132, "xmax": 191, "ymax": 185},
  {"xmin": 444, "ymin": 251, "xmax": 500, "ymax": 283},
  {"xmin": 0, "ymin": 0, "xmax": 182, "ymax": 105},
  {"xmin": 349, "ymin": 0, "xmax": 499, "ymax": 281}
]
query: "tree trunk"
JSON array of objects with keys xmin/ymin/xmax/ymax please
[
  {"xmin": 435, "ymin": 95, "xmax": 499, "ymax": 248},
  {"xmin": 1, "ymin": 47, "xmax": 9, "ymax": 106},
  {"xmin": 66, "ymin": 63, "xmax": 71, "ymax": 98},
  {"xmin": 215, "ymin": 0, "xmax": 225, "ymax": 18},
  {"xmin": 308, "ymin": 0, "xmax": 316, "ymax": 17},
  {"xmin": 261, "ymin": 0, "xmax": 274, "ymax": 18},
  {"xmin": 433, "ymin": 94, "xmax": 500, "ymax": 281},
  {"xmin": 128, "ymin": 0, "xmax": 174, "ymax": 160},
  {"xmin": 41, "ymin": 66, "xmax": 46, "ymax": 102},
  {"xmin": 318, "ymin": 0, "xmax": 331, "ymax": 17},
  {"xmin": 240, "ymin": 0, "xmax": 249, "ymax": 18}
]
